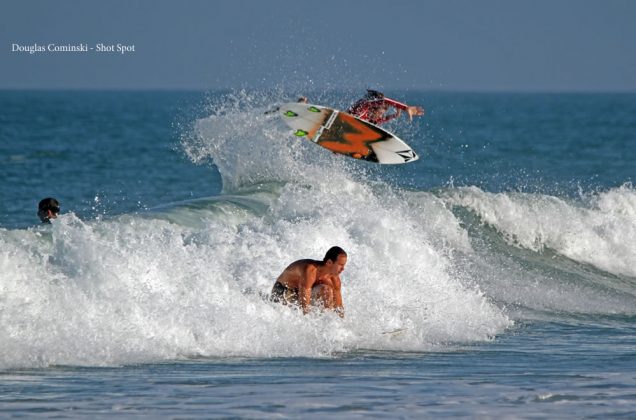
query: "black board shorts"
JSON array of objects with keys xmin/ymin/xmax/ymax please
[{"xmin": 270, "ymin": 281, "xmax": 299, "ymax": 305}]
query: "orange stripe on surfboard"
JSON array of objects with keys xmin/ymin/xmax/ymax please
[{"xmin": 317, "ymin": 113, "xmax": 389, "ymax": 159}]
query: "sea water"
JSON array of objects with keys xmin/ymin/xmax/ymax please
[{"xmin": 0, "ymin": 90, "xmax": 635, "ymax": 418}]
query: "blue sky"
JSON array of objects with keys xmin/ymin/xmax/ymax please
[{"xmin": 1, "ymin": 0, "xmax": 635, "ymax": 91}]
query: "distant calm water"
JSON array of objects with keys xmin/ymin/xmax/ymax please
[{"xmin": 1, "ymin": 90, "xmax": 635, "ymax": 418}]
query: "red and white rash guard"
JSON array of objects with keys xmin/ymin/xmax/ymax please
[{"xmin": 347, "ymin": 97, "xmax": 408, "ymax": 125}]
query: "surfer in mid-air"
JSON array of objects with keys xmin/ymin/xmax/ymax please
[
  {"xmin": 291, "ymin": 90, "xmax": 424, "ymax": 125},
  {"xmin": 348, "ymin": 89, "xmax": 425, "ymax": 125},
  {"xmin": 270, "ymin": 246, "xmax": 347, "ymax": 318}
]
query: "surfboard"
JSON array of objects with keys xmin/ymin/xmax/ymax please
[
  {"xmin": 278, "ymin": 102, "xmax": 419, "ymax": 164},
  {"xmin": 381, "ymin": 328, "xmax": 409, "ymax": 337}
]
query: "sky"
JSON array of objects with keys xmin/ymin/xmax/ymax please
[{"xmin": 1, "ymin": 0, "xmax": 635, "ymax": 92}]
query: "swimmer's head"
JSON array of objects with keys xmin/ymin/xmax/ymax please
[{"xmin": 38, "ymin": 197, "xmax": 60, "ymax": 223}]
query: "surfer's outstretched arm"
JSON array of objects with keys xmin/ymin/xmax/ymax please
[
  {"xmin": 375, "ymin": 108, "xmax": 402, "ymax": 125},
  {"xmin": 384, "ymin": 97, "xmax": 424, "ymax": 121},
  {"xmin": 406, "ymin": 105, "xmax": 425, "ymax": 120}
]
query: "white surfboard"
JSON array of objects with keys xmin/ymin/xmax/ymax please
[{"xmin": 279, "ymin": 102, "xmax": 419, "ymax": 164}]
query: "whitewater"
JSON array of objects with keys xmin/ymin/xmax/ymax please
[{"xmin": 1, "ymin": 90, "xmax": 635, "ymax": 417}]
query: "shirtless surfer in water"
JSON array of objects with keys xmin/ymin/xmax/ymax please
[{"xmin": 270, "ymin": 246, "xmax": 347, "ymax": 318}]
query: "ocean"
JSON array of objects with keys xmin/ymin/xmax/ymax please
[{"xmin": 0, "ymin": 90, "xmax": 635, "ymax": 418}]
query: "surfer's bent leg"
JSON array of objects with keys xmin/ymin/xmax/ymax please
[{"xmin": 311, "ymin": 284, "xmax": 334, "ymax": 309}]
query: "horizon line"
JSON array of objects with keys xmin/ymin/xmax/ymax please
[{"xmin": 1, "ymin": 86, "xmax": 635, "ymax": 95}]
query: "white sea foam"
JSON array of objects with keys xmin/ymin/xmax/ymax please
[
  {"xmin": 0, "ymin": 95, "xmax": 510, "ymax": 368},
  {"xmin": 441, "ymin": 184, "xmax": 636, "ymax": 278}
]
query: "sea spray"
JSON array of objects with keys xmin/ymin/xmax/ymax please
[{"xmin": 0, "ymin": 94, "xmax": 512, "ymax": 368}]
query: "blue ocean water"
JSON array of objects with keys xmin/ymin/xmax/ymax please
[{"xmin": 1, "ymin": 90, "xmax": 635, "ymax": 418}]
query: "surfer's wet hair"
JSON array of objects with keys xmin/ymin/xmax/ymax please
[
  {"xmin": 366, "ymin": 89, "xmax": 385, "ymax": 100},
  {"xmin": 324, "ymin": 246, "xmax": 347, "ymax": 263},
  {"xmin": 37, "ymin": 197, "xmax": 60, "ymax": 223}
]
